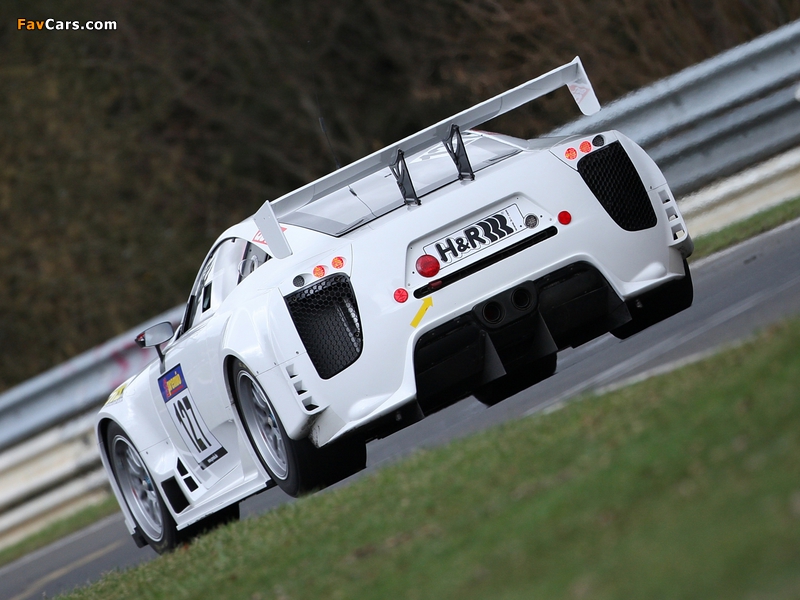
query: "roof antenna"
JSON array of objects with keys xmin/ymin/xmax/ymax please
[
  {"xmin": 315, "ymin": 91, "xmax": 341, "ymax": 171},
  {"xmin": 308, "ymin": 41, "xmax": 362, "ymax": 206},
  {"xmin": 314, "ymin": 87, "xmax": 358, "ymax": 197},
  {"xmin": 317, "ymin": 106, "xmax": 342, "ymax": 171}
]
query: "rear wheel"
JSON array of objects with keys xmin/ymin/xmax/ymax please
[
  {"xmin": 106, "ymin": 422, "xmax": 181, "ymax": 554},
  {"xmin": 233, "ymin": 361, "xmax": 366, "ymax": 497},
  {"xmin": 612, "ymin": 259, "xmax": 693, "ymax": 339},
  {"xmin": 473, "ymin": 353, "xmax": 557, "ymax": 406}
]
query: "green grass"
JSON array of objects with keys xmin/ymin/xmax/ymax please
[
  {"xmin": 690, "ymin": 195, "xmax": 800, "ymax": 261},
  {"xmin": 0, "ymin": 496, "xmax": 119, "ymax": 569},
  {"xmin": 61, "ymin": 317, "xmax": 800, "ymax": 600}
]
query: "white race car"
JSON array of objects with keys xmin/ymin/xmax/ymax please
[{"xmin": 97, "ymin": 58, "xmax": 693, "ymax": 553}]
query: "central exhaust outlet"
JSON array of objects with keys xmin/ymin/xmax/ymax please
[
  {"xmin": 473, "ymin": 281, "xmax": 538, "ymax": 328},
  {"xmin": 482, "ymin": 301, "xmax": 505, "ymax": 325},
  {"xmin": 511, "ymin": 287, "xmax": 532, "ymax": 310}
]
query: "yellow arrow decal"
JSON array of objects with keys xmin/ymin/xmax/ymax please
[{"xmin": 410, "ymin": 297, "xmax": 433, "ymax": 328}]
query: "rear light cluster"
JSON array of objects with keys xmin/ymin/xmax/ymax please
[
  {"xmin": 293, "ymin": 256, "xmax": 347, "ymax": 288},
  {"xmin": 331, "ymin": 256, "xmax": 345, "ymax": 270},
  {"xmin": 393, "ymin": 288, "xmax": 409, "ymax": 303},
  {"xmin": 564, "ymin": 134, "xmax": 605, "ymax": 161},
  {"xmin": 393, "ymin": 254, "xmax": 443, "ymax": 303},
  {"xmin": 415, "ymin": 255, "xmax": 440, "ymax": 278}
]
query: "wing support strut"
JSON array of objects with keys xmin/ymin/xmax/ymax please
[
  {"xmin": 443, "ymin": 124, "xmax": 474, "ymax": 181},
  {"xmin": 391, "ymin": 124, "xmax": 474, "ymax": 206},
  {"xmin": 389, "ymin": 149, "xmax": 420, "ymax": 206}
]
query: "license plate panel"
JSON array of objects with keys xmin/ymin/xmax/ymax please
[{"xmin": 423, "ymin": 204, "xmax": 531, "ymax": 267}]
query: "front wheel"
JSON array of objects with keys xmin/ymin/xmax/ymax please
[
  {"xmin": 106, "ymin": 422, "xmax": 181, "ymax": 554},
  {"xmin": 233, "ymin": 361, "xmax": 366, "ymax": 497}
]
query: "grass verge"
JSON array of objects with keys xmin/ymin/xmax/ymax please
[
  {"xmin": 63, "ymin": 317, "xmax": 800, "ymax": 599},
  {"xmin": 689, "ymin": 195, "xmax": 800, "ymax": 261},
  {"xmin": 0, "ymin": 496, "xmax": 119, "ymax": 569}
]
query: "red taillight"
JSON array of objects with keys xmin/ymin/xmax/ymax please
[
  {"xmin": 312, "ymin": 265, "xmax": 326, "ymax": 278},
  {"xmin": 331, "ymin": 256, "xmax": 345, "ymax": 269},
  {"xmin": 394, "ymin": 288, "xmax": 409, "ymax": 303},
  {"xmin": 558, "ymin": 211, "xmax": 572, "ymax": 225},
  {"xmin": 415, "ymin": 255, "xmax": 441, "ymax": 278},
  {"xmin": 565, "ymin": 147, "xmax": 578, "ymax": 160},
  {"xmin": 579, "ymin": 140, "xmax": 592, "ymax": 153}
]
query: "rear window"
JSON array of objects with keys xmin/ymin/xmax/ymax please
[{"xmin": 281, "ymin": 133, "xmax": 520, "ymax": 236}]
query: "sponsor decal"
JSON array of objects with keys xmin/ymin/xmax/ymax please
[
  {"xmin": 157, "ymin": 365, "xmax": 227, "ymax": 469},
  {"xmin": 202, "ymin": 450, "xmax": 225, "ymax": 467},
  {"xmin": 253, "ymin": 227, "xmax": 288, "ymax": 246},
  {"xmin": 159, "ymin": 366, "xmax": 187, "ymax": 402},
  {"xmin": 105, "ymin": 382, "xmax": 127, "ymax": 406},
  {"xmin": 568, "ymin": 83, "xmax": 590, "ymax": 103},
  {"xmin": 423, "ymin": 204, "xmax": 528, "ymax": 267}
]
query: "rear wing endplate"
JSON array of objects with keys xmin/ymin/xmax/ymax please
[{"xmin": 254, "ymin": 56, "xmax": 600, "ymax": 259}]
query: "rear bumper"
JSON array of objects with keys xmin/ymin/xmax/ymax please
[{"xmin": 305, "ymin": 243, "xmax": 689, "ymax": 446}]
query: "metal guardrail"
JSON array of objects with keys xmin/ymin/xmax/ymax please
[
  {"xmin": 0, "ymin": 307, "xmax": 182, "ymax": 550},
  {"xmin": 0, "ymin": 19, "xmax": 798, "ymax": 548},
  {"xmin": 551, "ymin": 19, "xmax": 800, "ymax": 196},
  {"xmin": 0, "ymin": 306, "xmax": 183, "ymax": 453},
  {"xmin": 0, "ymin": 412, "xmax": 107, "ymax": 549},
  {"xmin": 681, "ymin": 145, "xmax": 800, "ymax": 236}
]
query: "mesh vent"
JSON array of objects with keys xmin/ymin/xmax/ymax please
[
  {"xmin": 577, "ymin": 141, "xmax": 657, "ymax": 231},
  {"xmin": 285, "ymin": 274, "xmax": 363, "ymax": 379}
]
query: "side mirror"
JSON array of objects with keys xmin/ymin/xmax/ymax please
[{"xmin": 135, "ymin": 322, "xmax": 175, "ymax": 349}]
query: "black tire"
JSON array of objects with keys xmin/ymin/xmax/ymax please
[
  {"xmin": 106, "ymin": 422, "xmax": 182, "ymax": 554},
  {"xmin": 233, "ymin": 361, "xmax": 366, "ymax": 497},
  {"xmin": 612, "ymin": 259, "xmax": 694, "ymax": 340},
  {"xmin": 473, "ymin": 353, "xmax": 557, "ymax": 406}
]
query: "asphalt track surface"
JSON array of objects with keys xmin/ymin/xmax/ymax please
[{"xmin": 3, "ymin": 218, "xmax": 800, "ymax": 600}]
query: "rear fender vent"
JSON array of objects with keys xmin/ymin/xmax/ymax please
[
  {"xmin": 285, "ymin": 274, "xmax": 363, "ymax": 380},
  {"xmin": 578, "ymin": 141, "xmax": 657, "ymax": 231}
]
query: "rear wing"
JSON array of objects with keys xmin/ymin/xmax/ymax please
[{"xmin": 254, "ymin": 56, "xmax": 600, "ymax": 259}]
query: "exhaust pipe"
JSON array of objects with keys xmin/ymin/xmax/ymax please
[
  {"xmin": 511, "ymin": 287, "xmax": 532, "ymax": 310},
  {"xmin": 482, "ymin": 301, "xmax": 505, "ymax": 325},
  {"xmin": 473, "ymin": 281, "xmax": 538, "ymax": 328}
]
